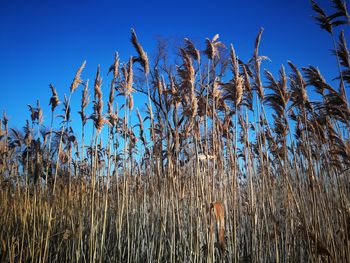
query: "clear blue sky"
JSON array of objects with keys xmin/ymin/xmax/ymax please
[{"xmin": 0, "ymin": 0, "xmax": 347, "ymax": 130}]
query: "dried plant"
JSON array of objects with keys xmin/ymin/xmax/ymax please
[
  {"xmin": 70, "ymin": 61, "xmax": 86, "ymax": 93},
  {"xmin": 331, "ymin": 0, "xmax": 350, "ymax": 25},
  {"xmin": 1, "ymin": 14, "xmax": 350, "ymax": 263},
  {"xmin": 184, "ymin": 38, "xmax": 201, "ymax": 64},
  {"xmin": 93, "ymin": 66, "xmax": 108, "ymax": 131},
  {"xmin": 79, "ymin": 80, "xmax": 90, "ymax": 127},
  {"xmin": 49, "ymin": 84, "xmax": 60, "ymax": 112},
  {"xmin": 211, "ymin": 201, "xmax": 226, "ymax": 254},
  {"xmin": 251, "ymin": 28, "xmax": 266, "ymax": 100},
  {"xmin": 131, "ymin": 28, "xmax": 149, "ymax": 75},
  {"xmin": 204, "ymin": 34, "xmax": 226, "ymax": 60}
]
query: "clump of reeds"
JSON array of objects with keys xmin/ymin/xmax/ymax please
[{"xmin": 0, "ymin": 2, "xmax": 350, "ymax": 262}]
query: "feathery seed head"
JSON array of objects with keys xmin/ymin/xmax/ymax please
[
  {"xmin": 49, "ymin": 84, "xmax": 60, "ymax": 112},
  {"xmin": 131, "ymin": 28, "xmax": 149, "ymax": 75},
  {"xmin": 70, "ymin": 60, "xmax": 86, "ymax": 93}
]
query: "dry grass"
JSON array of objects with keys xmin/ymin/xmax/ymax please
[{"xmin": 1, "ymin": 5, "xmax": 350, "ymax": 262}]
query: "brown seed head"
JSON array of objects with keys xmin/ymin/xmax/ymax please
[
  {"xmin": 184, "ymin": 38, "xmax": 201, "ymax": 64},
  {"xmin": 70, "ymin": 61, "xmax": 86, "ymax": 93},
  {"xmin": 49, "ymin": 84, "xmax": 60, "ymax": 112},
  {"xmin": 131, "ymin": 28, "xmax": 149, "ymax": 75}
]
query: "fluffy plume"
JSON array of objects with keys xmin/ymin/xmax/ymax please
[
  {"xmin": 70, "ymin": 61, "xmax": 86, "ymax": 93},
  {"xmin": 49, "ymin": 84, "xmax": 60, "ymax": 112},
  {"xmin": 264, "ymin": 66, "xmax": 290, "ymax": 117},
  {"xmin": 302, "ymin": 66, "xmax": 336, "ymax": 96},
  {"xmin": 108, "ymin": 52, "xmax": 120, "ymax": 80},
  {"xmin": 311, "ymin": 0, "xmax": 332, "ymax": 32},
  {"xmin": 79, "ymin": 80, "xmax": 90, "ymax": 126},
  {"xmin": 252, "ymin": 28, "xmax": 266, "ymax": 100},
  {"xmin": 177, "ymin": 48, "xmax": 195, "ymax": 86},
  {"xmin": 119, "ymin": 58, "xmax": 135, "ymax": 110},
  {"xmin": 177, "ymin": 48, "xmax": 197, "ymax": 117},
  {"xmin": 184, "ymin": 38, "xmax": 201, "ymax": 64},
  {"xmin": 221, "ymin": 45, "xmax": 244, "ymax": 108},
  {"xmin": 58, "ymin": 94, "xmax": 71, "ymax": 122},
  {"xmin": 331, "ymin": 0, "xmax": 350, "ymax": 24},
  {"xmin": 289, "ymin": 62, "xmax": 309, "ymax": 105},
  {"xmin": 36, "ymin": 100, "xmax": 43, "ymax": 125},
  {"xmin": 334, "ymin": 31, "xmax": 350, "ymax": 87},
  {"xmin": 230, "ymin": 44, "xmax": 239, "ymax": 78},
  {"xmin": 126, "ymin": 57, "xmax": 134, "ymax": 96},
  {"xmin": 108, "ymin": 79, "xmax": 115, "ymax": 117},
  {"xmin": 94, "ymin": 65, "xmax": 102, "ymax": 100},
  {"xmin": 27, "ymin": 104, "xmax": 36, "ymax": 122},
  {"xmin": 131, "ymin": 28, "xmax": 149, "ymax": 75},
  {"xmin": 204, "ymin": 34, "xmax": 226, "ymax": 60},
  {"xmin": 242, "ymin": 64, "xmax": 253, "ymax": 110},
  {"xmin": 93, "ymin": 66, "xmax": 109, "ymax": 131},
  {"xmin": 311, "ymin": 0, "xmax": 346, "ymax": 34},
  {"xmin": 221, "ymin": 77, "xmax": 244, "ymax": 108}
]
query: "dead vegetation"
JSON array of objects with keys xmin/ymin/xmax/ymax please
[{"xmin": 1, "ymin": 1, "xmax": 350, "ymax": 262}]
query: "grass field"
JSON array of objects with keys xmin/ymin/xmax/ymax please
[{"xmin": 1, "ymin": 1, "xmax": 350, "ymax": 262}]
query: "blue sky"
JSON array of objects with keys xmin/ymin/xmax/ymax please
[{"xmin": 0, "ymin": 0, "xmax": 347, "ymax": 131}]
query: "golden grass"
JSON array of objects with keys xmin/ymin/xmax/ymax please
[{"xmin": 1, "ymin": 6, "xmax": 350, "ymax": 262}]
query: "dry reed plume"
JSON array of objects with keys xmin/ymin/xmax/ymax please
[{"xmin": 1, "ymin": 4, "xmax": 350, "ymax": 262}]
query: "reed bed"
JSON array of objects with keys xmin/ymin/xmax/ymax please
[{"xmin": 1, "ymin": 1, "xmax": 350, "ymax": 262}]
